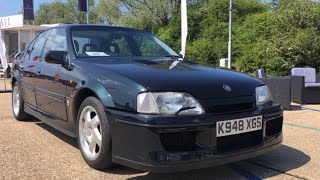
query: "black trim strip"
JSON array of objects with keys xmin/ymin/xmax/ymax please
[
  {"xmin": 25, "ymin": 103, "xmax": 55, "ymax": 118},
  {"xmin": 24, "ymin": 104, "xmax": 76, "ymax": 137},
  {"xmin": 21, "ymin": 82, "xmax": 34, "ymax": 91},
  {"xmin": 35, "ymin": 87, "xmax": 65, "ymax": 102},
  {"xmin": 114, "ymin": 119, "xmax": 216, "ymax": 128}
]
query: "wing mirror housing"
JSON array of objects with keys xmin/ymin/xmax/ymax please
[{"xmin": 45, "ymin": 51, "xmax": 68, "ymax": 65}]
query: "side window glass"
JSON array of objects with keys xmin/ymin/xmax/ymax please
[
  {"xmin": 43, "ymin": 28, "xmax": 67, "ymax": 57},
  {"xmin": 73, "ymin": 37, "xmax": 89, "ymax": 55},
  {"xmin": 20, "ymin": 38, "xmax": 37, "ymax": 61},
  {"xmin": 28, "ymin": 30, "xmax": 50, "ymax": 62}
]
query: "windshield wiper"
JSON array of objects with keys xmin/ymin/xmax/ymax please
[
  {"xmin": 165, "ymin": 54, "xmax": 184, "ymax": 59},
  {"xmin": 175, "ymin": 107, "xmax": 196, "ymax": 115},
  {"xmin": 165, "ymin": 55, "xmax": 180, "ymax": 58}
]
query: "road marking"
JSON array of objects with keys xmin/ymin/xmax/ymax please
[
  {"xmin": 284, "ymin": 122, "xmax": 320, "ymax": 131},
  {"xmin": 300, "ymin": 106, "xmax": 320, "ymax": 113}
]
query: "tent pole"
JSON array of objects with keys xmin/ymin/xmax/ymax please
[
  {"xmin": 86, "ymin": 0, "xmax": 89, "ymax": 24},
  {"xmin": 228, "ymin": 0, "xmax": 233, "ymax": 69}
]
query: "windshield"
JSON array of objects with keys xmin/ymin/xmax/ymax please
[{"xmin": 71, "ymin": 27, "xmax": 178, "ymax": 58}]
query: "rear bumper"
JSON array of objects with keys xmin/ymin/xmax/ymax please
[{"xmin": 107, "ymin": 104, "xmax": 283, "ymax": 173}]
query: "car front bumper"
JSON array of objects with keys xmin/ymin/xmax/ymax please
[{"xmin": 106, "ymin": 104, "xmax": 283, "ymax": 173}]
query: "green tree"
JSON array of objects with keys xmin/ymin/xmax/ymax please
[
  {"xmin": 95, "ymin": 0, "xmax": 180, "ymax": 33},
  {"xmin": 269, "ymin": 0, "xmax": 320, "ymax": 74},
  {"xmin": 186, "ymin": 0, "xmax": 267, "ymax": 65},
  {"xmin": 35, "ymin": 0, "xmax": 97, "ymax": 24},
  {"xmin": 234, "ymin": 0, "xmax": 320, "ymax": 76}
]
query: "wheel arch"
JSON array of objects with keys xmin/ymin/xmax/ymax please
[
  {"xmin": 11, "ymin": 77, "xmax": 16, "ymax": 88},
  {"xmin": 11, "ymin": 72, "xmax": 22, "ymax": 88},
  {"xmin": 72, "ymin": 84, "xmax": 114, "ymax": 125},
  {"xmin": 73, "ymin": 88, "xmax": 97, "ymax": 122}
]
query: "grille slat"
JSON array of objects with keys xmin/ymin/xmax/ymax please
[
  {"xmin": 200, "ymin": 96, "xmax": 256, "ymax": 114},
  {"xmin": 217, "ymin": 130, "xmax": 263, "ymax": 153},
  {"xmin": 160, "ymin": 131, "xmax": 198, "ymax": 152},
  {"xmin": 206, "ymin": 102, "xmax": 255, "ymax": 114}
]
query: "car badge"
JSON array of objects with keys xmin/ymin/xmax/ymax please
[{"xmin": 223, "ymin": 84, "xmax": 232, "ymax": 92}]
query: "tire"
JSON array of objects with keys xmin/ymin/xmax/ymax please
[
  {"xmin": 77, "ymin": 96, "xmax": 113, "ymax": 170},
  {"xmin": 12, "ymin": 82, "xmax": 31, "ymax": 121}
]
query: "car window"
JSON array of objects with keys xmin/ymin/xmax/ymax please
[
  {"xmin": 72, "ymin": 31, "xmax": 133, "ymax": 57},
  {"xmin": 19, "ymin": 37, "xmax": 37, "ymax": 61},
  {"xmin": 43, "ymin": 28, "xmax": 68, "ymax": 59},
  {"xmin": 112, "ymin": 36, "xmax": 132, "ymax": 56},
  {"xmin": 132, "ymin": 35, "xmax": 168, "ymax": 56},
  {"xmin": 71, "ymin": 27, "xmax": 178, "ymax": 58},
  {"xmin": 22, "ymin": 31, "xmax": 49, "ymax": 62}
]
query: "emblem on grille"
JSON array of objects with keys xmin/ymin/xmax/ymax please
[{"xmin": 223, "ymin": 84, "xmax": 232, "ymax": 92}]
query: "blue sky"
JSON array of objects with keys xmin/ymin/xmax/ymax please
[{"xmin": 0, "ymin": 0, "xmax": 59, "ymax": 17}]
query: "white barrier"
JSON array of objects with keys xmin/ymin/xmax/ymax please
[{"xmin": 0, "ymin": 69, "xmax": 11, "ymax": 93}]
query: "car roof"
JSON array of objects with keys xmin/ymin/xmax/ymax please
[{"xmin": 52, "ymin": 24, "xmax": 147, "ymax": 33}]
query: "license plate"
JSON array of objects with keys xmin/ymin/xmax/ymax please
[{"xmin": 216, "ymin": 116, "xmax": 262, "ymax": 137}]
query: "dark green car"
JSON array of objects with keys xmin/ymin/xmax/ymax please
[{"xmin": 11, "ymin": 24, "xmax": 283, "ymax": 172}]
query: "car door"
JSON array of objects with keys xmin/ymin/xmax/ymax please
[
  {"xmin": 35, "ymin": 28, "xmax": 69, "ymax": 121},
  {"xmin": 18, "ymin": 31, "xmax": 50, "ymax": 107}
]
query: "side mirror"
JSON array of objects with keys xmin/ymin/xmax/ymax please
[{"xmin": 45, "ymin": 51, "xmax": 68, "ymax": 65}]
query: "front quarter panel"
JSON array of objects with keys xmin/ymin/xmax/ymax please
[
  {"xmin": 68, "ymin": 63, "xmax": 148, "ymax": 112},
  {"xmin": 66, "ymin": 67, "xmax": 114, "ymax": 108},
  {"xmin": 96, "ymin": 73, "xmax": 148, "ymax": 112}
]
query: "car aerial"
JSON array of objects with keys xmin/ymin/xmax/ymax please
[{"xmin": 11, "ymin": 24, "xmax": 283, "ymax": 173}]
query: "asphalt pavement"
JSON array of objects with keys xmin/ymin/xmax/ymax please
[{"xmin": 0, "ymin": 81, "xmax": 319, "ymax": 179}]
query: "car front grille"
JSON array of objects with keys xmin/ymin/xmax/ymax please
[
  {"xmin": 201, "ymin": 96, "xmax": 256, "ymax": 114},
  {"xmin": 216, "ymin": 130, "xmax": 263, "ymax": 154},
  {"xmin": 266, "ymin": 116, "xmax": 283, "ymax": 137},
  {"xmin": 160, "ymin": 131, "xmax": 198, "ymax": 152},
  {"xmin": 206, "ymin": 102, "xmax": 255, "ymax": 114}
]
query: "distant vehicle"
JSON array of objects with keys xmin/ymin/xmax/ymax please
[{"xmin": 11, "ymin": 24, "xmax": 283, "ymax": 172}]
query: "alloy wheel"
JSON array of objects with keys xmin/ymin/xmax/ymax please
[
  {"xmin": 12, "ymin": 85, "xmax": 20, "ymax": 116},
  {"xmin": 78, "ymin": 106, "xmax": 102, "ymax": 161}
]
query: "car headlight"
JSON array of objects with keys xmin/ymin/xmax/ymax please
[
  {"xmin": 137, "ymin": 92, "xmax": 205, "ymax": 115},
  {"xmin": 256, "ymin": 85, "xmax": 273, "ymax": 106}
]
